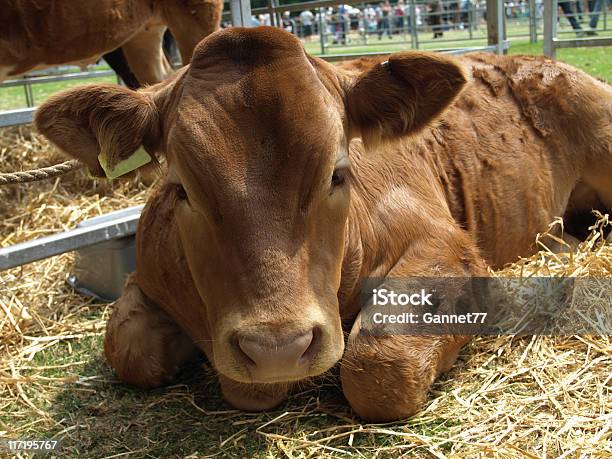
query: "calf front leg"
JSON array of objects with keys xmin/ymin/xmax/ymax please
[
  {"xmin": 341, "ymin": 318, "xmax": 469, "ymax": 421},
  {"xmin": 341, "ymin": 229, "xmax": 487, "ymax": 422},
  {"xmin": 104, "ymin": 275, "xmax": 199, "ymax": 388}
]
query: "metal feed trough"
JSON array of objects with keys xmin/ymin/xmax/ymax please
[
  {"xmin": 0, "ymin": 207, "xmax": 142, "ymax": 301},
  {"xmin": 0, "ymin": 0, "xmax": 507, "ymax": 301},
  {"xmin": 65, "ymin": 207, "xmax": 142, "ymax": 301}
]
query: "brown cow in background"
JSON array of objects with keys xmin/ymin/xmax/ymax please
[
  {"xmin": 34, "ymin": 27, "xmax": 612, "ymax": 421},
  {"xmin": 0, "ymin": 0, "xmax": 223, "ymax": 84}
]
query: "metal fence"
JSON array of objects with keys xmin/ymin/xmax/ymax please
[
  {"xmin": 307, "ymin": 0, "xmax": 497, "ymax": 53},
  {"xmin": 544, "ymin": 0, "xmax": 612, "ymax": 57},
  {"xmin": 228, "ymin": 0, "xmax": 611, "ymax": 53},
  {"xmin": 227, "ymin": 0, "xmax": 508, "ymax": 53},
  {"xmin": 0, "ymin": 66, "xmax": 118, "ymax": 109}
]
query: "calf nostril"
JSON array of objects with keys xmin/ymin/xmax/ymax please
[
  {"xmin": 236, "ymin": 337, "xmax": 257, "ymax": 366},
  {"xmin": 237, "ymin": 329, "xmax": 316, "ymax": 369},
  {"xmin": 237, "ymin": 337, "xmax": 258, "ymax": 365},
  {"xmin": 299, "ymin": 326, "xmax": 321, "ymax": 363}
]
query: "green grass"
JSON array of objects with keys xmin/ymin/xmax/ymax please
[
  {"xmin": 508, "ymin": 41, "xmax": 611, "ymax": 81},
  {"xmin": 6, "ymin": 327, "xmax": 462, "ymax": 457},
  {"xmin": 4, "ymin": 333, "xmax": 259, "ymax": 457},
  {"xmin": 0, "ymin": 75, "xmax": 117, "ymax": 111}
]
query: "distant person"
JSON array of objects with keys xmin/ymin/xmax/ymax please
[
  {"xmin": 558, "ymin": 1, "xmax": 584, "ymax": 33},
  {"xmin": 459, "ymin": 0, "xmax": 471, "ymax": 29},
  {"xmin": 282, "ymin": 12, "xmax": 294, "ymax": 34},
  {"xmin": 430, "ymin": 0, "xmax": 444, "ymax": 38},
  {"xmin": 259, "ymin": 14, "xmax": 271, "ymax": 26},
  {"xmin": 365, "ymin": 4, "xmax": 378, "ymax": 33},
  {"xmin": 331, "ymin": 6, "xmax": 341, "ymax": 44},
  {"xmin": 336, "ymin": 4, "xmax": 349, "ymax": 44},
  {"xmin": 578, "ymin": 0, "xmax": 586, "ymax": 20},
  {"xmin": 588, "ymin": 0, "xmax": 606, "ymax": 32},
  {"xmin": 377, "ymin": 0, "xmax": 392, "ymax": 39},
  {"xmin": 449, "ymin": 1, "xmax": 461, "ymax": 26},
  {"xmin": 300, "ymin": 9, "xmax": 315, "ymax": 41},
  {"xmin": 394, "ymin": 0, "xmax": 406, "ymax": 33}
]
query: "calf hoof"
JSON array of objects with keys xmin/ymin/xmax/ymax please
[
  {"xmin": 104, "ymin": 279, "xmax": 198, "ymax": 388},
  {"xmin": 219, "ymin": 375, "xmax": 289, "ymax": 411}
]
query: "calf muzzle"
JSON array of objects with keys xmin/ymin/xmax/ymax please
[{"xmin": 234, "ymin": 327, "xmax": 321, "ymax": 382}]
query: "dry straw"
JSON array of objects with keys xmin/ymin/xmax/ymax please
[{"xmin": 1, "ymin": 126, "xmax": 610, "ymax": 458}]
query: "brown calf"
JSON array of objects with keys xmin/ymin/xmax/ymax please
[
  {"xmin": 1, "ymin": 0, "xmax": 222, "ymax": 84},
  {"xmin": 35, "ymin": 27, "xmax": 612, "ymax": 421}
]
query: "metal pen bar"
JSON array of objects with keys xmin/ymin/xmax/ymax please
[
  {"xmin": 553, "ymin": 36, "xmax": 612, "ymax": 48},
  {"xmin": 543, "ymin": 0, "xmax": 555, "ymax": 57},
  {"xmin": 487, "ymin": 0, "xmax": 501, "ymax": 53},
  {"xmin": 496, "ymin": 0, "xmax": 505, "ymax": 54},
  {"xmin": 409, "ymin": 0, "xmax": 418, "ymax": 49},
  {"xmin": 21, "ymin": 64, "xmax": 110, "ymax": 77},
  {"xmin": 0, "ymin": 211, "xmax": 140, "ymax": 271},
  {"xmin": 0, "ymin": 107, "xmax": 36, "ymax": 128},
  {"xmin": 0, "ymin": 70, "xmax": 116, "ymax": 89},
  {"xmin": 24, "ymin": 82, "xmax": 34, "ymax": 107},
  {"xmin": 247, "ymin": 0, "xmax": 372, "ymax": 17},
  {"xmin": 468, "ymin": 0, "xmax": 474, "ymax": 41},
  {"xmin": 319, "ymin": 6, "xmax": 326, "ymax": 54},
  {"xmin": 231, "ymin": 0, "xmax": 253, "ymax": 26},
  {"xmin": 529, "ymin": 0, "xmax": 537, "ymax": 42},
  {"xmin": 317, "ymin": 44, "xmax": 503, "ymax": 62}
]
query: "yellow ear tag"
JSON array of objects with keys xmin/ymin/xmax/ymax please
[{"xmin": 98, "ymin": 146, "xmax": 152, "ymax": 179}]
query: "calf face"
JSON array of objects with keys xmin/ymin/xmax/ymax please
[{"xmin": 35, "ymin": 27, "xmax": 466, "ymax": 385}]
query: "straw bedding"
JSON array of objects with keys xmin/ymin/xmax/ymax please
[{"xmin": 1, "ymin": 125, "xmax": 610, "ymax": 458}]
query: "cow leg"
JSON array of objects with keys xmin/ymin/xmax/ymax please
[
  {"xmin": 341, "ymin": 229, "xmax": 487, "ymax": 422},
  {"xmin": 104, "ymin": 275, "xmax": 199, "ymax": 388},
  {"xmin": 341, "ymin": 314, "xmax": 469, "ymax": 422},
  {"xmin": 121, "ymin": 22, "xmax": 171, "ymax": 86},
  {"xmin": 102, "ymin": 47, "xmax": 140, "ymax": 89}
]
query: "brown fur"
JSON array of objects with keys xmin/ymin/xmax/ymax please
[
  {"xmin": 35, "ymin": 27, "xmax": 612, "ymax": 422},
  {"xmin": 0, "ymin": 0, "xmax": 222, "ymax": 84},
  {"xmin": 104, "ymin": 274, "xmax": 199, "ymax": 388}
]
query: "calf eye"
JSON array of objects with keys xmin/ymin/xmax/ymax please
[
  {"xmin": 175, "ymin": 184, "xmax": 188, "ymax": 200},
  {"xmin": 331, "ymin": 169, "xmax": 345, "ymax": 187}
]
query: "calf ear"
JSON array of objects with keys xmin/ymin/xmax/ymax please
[
  {"xmin": 345, "ymin": 52, "xmax": 467, "ymax": 147},
  {"xmin": 35, "ymin": 84, "xmax": 160, "ymax": 178}
]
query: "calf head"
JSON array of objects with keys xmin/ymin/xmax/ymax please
[{"xmin": 36, "ymin": 27, "xmax": 466, "ymax": 386}]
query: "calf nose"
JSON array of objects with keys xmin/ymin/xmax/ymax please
[{"xmin": 237, "ymin": 329, "xmax": 317, "ymax": 379}]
